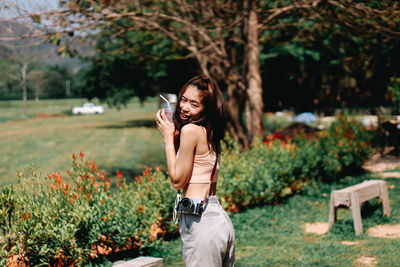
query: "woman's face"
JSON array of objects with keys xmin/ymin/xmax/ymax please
[{"xmin": 179, "ymin": 85, "xmax": 205, "ymax": 122}]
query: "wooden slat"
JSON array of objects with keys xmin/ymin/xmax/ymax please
[{"xmin": 113, "ymin": 257, "xmax": 163, "ymax": 267}]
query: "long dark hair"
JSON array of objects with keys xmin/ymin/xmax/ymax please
[{"xmin": 173, "ymin": 75, "xmax": 226, "ymax": 154}]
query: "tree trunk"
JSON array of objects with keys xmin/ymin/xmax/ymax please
[
  {"xmin": 226, "ymin": 77, "xmax": 249, "ymax": 149},
  {"xmin": 21, "ymin": 62, "xmax": 28, "ymax": 117},
  {"xmin": 244, "ymin": 0, "xmax": 263, "ymax": 145}
]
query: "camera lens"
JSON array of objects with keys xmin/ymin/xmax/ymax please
[{"xmin": 180, "ymin": 198, "xmax": 193, "ymax": 211}]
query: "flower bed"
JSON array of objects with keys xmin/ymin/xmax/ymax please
[{"xmin": 0, "ymin": 154, "xmax": 176, "ymax": 266}]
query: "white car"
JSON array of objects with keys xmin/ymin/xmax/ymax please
[{"xmin": 72, "ymin": 103, "xmax": 105, "ymax": 115}]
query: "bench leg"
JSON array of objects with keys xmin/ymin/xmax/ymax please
[
  {"xmin": 328, "ymin": 193, "xmax": 337, "ymax": 229},
  {"xmin": 350, "ymin": 191, "xmax": 363, "ymax": 235},
  {"xmin": 379, "ymin": 181, "xmax": 391, "ymax": 217}
]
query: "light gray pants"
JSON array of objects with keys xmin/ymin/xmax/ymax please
[{"xmin": 179, "ymin": 196, "xmax": 235, "ymax": 267}]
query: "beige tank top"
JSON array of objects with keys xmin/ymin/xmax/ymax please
[{"xmin": 189, "ymin": 150, "xmax": 220, "ymax": 184}]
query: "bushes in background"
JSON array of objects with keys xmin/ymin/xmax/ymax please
[
  {"xmin": 0, "ymin": 115, "xmax": 372, "ymax": 265},
  {"xmin": 218, "ymin": 114, "xmax": 372, "ymax": 211}
]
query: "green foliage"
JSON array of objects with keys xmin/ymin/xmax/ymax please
[
  {"xmin": 218, "ymin": 115, "xmax": 372, "ymax": 211},
  {"xmin": 388, "ymin": 76, "xmax": 400, "ymax": 107},
  {"xmin": 318, "ymin": 115, "xmax": 372, "ymax": 179},
  {"xmin": 0, "ymin": 155, "xmax": 176, "ymax": 266},
  {"xmin": 78, "ymin": 28, "xmax": 195, "ymax": 107}
]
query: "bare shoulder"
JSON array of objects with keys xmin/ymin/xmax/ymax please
[{"xmin": 180, "ymin": 123, "xmax": 203, "ymax": 136}]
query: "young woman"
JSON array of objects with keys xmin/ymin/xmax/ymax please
[{"xmin": 156, "ymin": 75, "xmax": 235, "ymax": 266}]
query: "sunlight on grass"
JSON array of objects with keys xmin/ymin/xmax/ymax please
[
  {"xmin": 155, "ymin": 176, "xmax": 400, "ymax": 266},
  {"xmin": 0, "ymin": 98, "xmax": 165, "ymax": 184}
]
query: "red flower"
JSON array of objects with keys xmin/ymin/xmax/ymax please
[
  {"xmin": 142, "ymin": 167, "xmax": 150, "ymax": 176},
  {"xmin": 116, "ymin": 171, "xmax": 123, "ymax": 178},
  {"xmin": 79, "ymin": 151, "xmax": 84, "ymax": 157},
  {"xmin": 138, "ymin": 206, "xmax": 144, "ymax": 212},
  {"xmin": 274, "ymin": 132, "xmax": 283, "ymax": 139}
]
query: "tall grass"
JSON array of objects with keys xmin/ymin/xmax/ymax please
[{"xmin": 0, "ymin": 98, "xmax": 165, "ymax": 185}]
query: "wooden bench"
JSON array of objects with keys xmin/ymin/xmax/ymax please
[
  {"xmin": 328, "ymin": 180, "xmax": 390, "ymax": 235},
  {"xmin": 113, "ymin": 257, "xmax": 163, "ymax": 267}
]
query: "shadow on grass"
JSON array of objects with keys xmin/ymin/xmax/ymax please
[{"xmin": 96, "ymin": 119, "xmax": 157, "ymax": 129}]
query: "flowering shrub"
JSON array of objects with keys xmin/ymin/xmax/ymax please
[
  {"xmin": 218, "ymin": 115, "xmax": 372, "ymax": 211},
  {"xmin": 0, "ymin": 153, "xmax": 175, "ymax": 266}
]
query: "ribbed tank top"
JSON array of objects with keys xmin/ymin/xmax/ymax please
[{"xmin": 189, "ymin": 150, "xmax": 220, "ymax": 184}]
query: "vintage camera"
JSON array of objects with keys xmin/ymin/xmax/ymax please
[{"xmin": 177, "ymin": 197, "xmax": 203, "ymax": 216}]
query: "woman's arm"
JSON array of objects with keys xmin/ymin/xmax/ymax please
[{"xmin": 156, "ymin": 110, "xmax": 199, "ymax": 189}]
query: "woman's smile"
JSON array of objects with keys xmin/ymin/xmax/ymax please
[{"xmin": 180, "ymin": 112, "xmax": 190, "ymax": 120}]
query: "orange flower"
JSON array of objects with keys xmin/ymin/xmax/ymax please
[
  {"xmin": 64, "ymin": 183, "xmax": 70, "ymax": 190},
  {"xmin": 138, "ymin": 206, "xmax": 144, "ymax": 212},
  {"xmin": 79, "ymin": 150, "xmax": 84, "ymax": 157},
  {"xmin": 116, "ymin": 171, "xmax": 123, "ymax": 178},
  {"xmin": 101, "ymin": 200, "xmax": 105, "ymax": 204},
  {"xmin": 72, "ymin": 153, "xmax": 76, "ymax": 160},
  {"xmin": 102, "ymin": 216, "xmax": 107, "ymax": 221},
  {"xmin": 72, "ymin": 193, "xmax": 78, "ymax": 200},
  {"xmin": 142, "ymin": 167, "xmax": 150, "ymax": 176}
]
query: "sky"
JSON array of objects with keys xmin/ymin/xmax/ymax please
[{"xmin": 0, "ymin": 0, "xmax": 59, "ymax": 19}]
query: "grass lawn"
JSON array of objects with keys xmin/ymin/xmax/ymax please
[
  {"xmin": 0, "ymin": 98, "xmax": 166, "ymax": 185},
  {"xmin": 149, "ymin": 174, "xmax": 400, "ymax": 267}
]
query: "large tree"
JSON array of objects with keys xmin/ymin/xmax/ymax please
[{"xmin": 11, "ymin": 0, "xmax": 400, "ymax": 147}]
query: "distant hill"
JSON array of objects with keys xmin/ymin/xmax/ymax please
[{"xmin": 0, "ymin": 20, "xmax": 85, "ymax": 73}]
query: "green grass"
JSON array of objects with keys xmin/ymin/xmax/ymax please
[
  {"xmin": 149, "ymin": 174, "xmax": 400, "ymax": 266},
  {"xmin": 0, "ymin": 98, "xmax": 166, "ymax": 185}
]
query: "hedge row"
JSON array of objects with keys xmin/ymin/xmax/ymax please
[
  {"xmin": 0, "ymin": 115, "xmax": 372, "ymax": 265},
  {"xmin": 218, "ymin": 115, "xmax": 372, "ymax": 212}
]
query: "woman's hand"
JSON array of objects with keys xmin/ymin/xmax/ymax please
[{"xmin": 156, "ymin": 109, "xmax": 175, "ymax": 142}]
